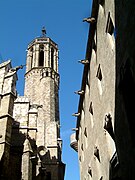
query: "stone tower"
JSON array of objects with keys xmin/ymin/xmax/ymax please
[
  {"xmin": 23, "ymin": 28, "xmax": 65, "ymax": 179},
  {"xmin": 0, "ymin": 29, "xmax": 65, "ymax": 180}
]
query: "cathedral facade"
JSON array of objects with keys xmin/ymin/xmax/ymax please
[{"xmin": 0, "ymin": 29, "xmax": 65, "ymax": 180}]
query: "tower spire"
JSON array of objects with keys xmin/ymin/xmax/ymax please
[{"xmin": 41, "ymin": 26, "xmax": 46, "ymax": 37}]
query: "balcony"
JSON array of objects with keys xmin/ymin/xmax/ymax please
[{"xmin": 70, "ymin": 133, "xmax": 78, "ymax": 152}]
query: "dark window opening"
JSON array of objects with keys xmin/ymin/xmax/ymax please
[
  {"xmin": 94, "ymin": 146, "xmax": 100, "ymax": 162},
  {"xmin": 81, "ymin": 144, "xmax": 84, "ymax": 151},
  {"xmin": 89, "ymin": 102, "xmax": 93, "ymax": 115},
  {"xmin": 51, "ymin": 48, "xmax": 54, "ymax": 69},
  {"xmin": 84, "ymin": 127, "xmax": 87, "ymax": 137},
  {"xmin": 120, "ymin": 61, "xmax": 135, "ymax": 145},
  {"xmin": 46, "ymin": 71, "xmax": 48, "ymax": 77},
  {"xmin": 79, "ymin": 155, "xmax": 81, "ymax": 162},
  {"xmin": 39, "ymin": 50, "xmax": 44, "ymax": 66},
  {"xmin": 96, "ymin": 64, "xmax": 102, "ymax": 81},
  {"xmin": 106, "ymin": 12, "xmax": 114, "ymax": 35},
  {"xmin": 88, "ymin": 167, "xmax": 92, "ymax": 177}
]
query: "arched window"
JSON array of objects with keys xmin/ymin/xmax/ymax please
[
  {"xmin": 39, "ymin": 45, "xmax": 44, "ymax": 66},
  {"xmin": 51, "ymin": 48, "xmax": 54, "ymax": 69}
]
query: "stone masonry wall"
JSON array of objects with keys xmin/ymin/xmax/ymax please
[{"xmin": 76, "ymin": 0, "xmax": 116, "ymax": 179}]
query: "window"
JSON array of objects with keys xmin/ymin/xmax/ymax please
[
  {"xmin": 96, "ymin": 64, "xmax": 102, "ymax": 81},
  {"xmin": 106, "ymin": 12, "xmax": 114, "ymax": 35},
  {"xmin": 89, "ymin": 102, "xmax": 94, "ymax": 127},
  {"xmin": 89, "ymin": 102, "xmax": 93, "ymax": 115},
  {"xmin": 88, "ymin": 166, "xmax": 92, "ymax": 177},
  {"xmin": 39, "ymin": 51, "xmax": 44, "ymax": 66},
  {"xmin": 39, "ymin": 45, "xmax": 44, "ymax": 66},
  {"xmin": 94, "ymin": 146, "xmax": 100, "ymax": 162},
  {"xmin": 84, "ymin": 127, "xmax": 87, "ymax": 137},
  {"xmin": 79, "ymin": 155, "xmax": 81, "ymax": 162},
  {"xmin": 84, "ymin": 127, "xmax": 88, "ymax": 149},
  {"xmin": 81, "ymin": 143, "xmax": 84, "ymax": 151},
  {"xmin": 46, "ymin": 71, "xmax": 48, "ymax": 77}
]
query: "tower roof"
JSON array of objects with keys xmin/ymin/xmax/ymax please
[{"xmin": 27, "ymin": 28, "xmax": 58, "ymax": 50}]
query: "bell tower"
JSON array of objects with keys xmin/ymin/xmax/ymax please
[
  {"xmin": 24, "ymin": 28, "xmax": 65, "ymax": 179},
  {"xmin": 25, "ymin": 27, "xmax": 59, "ymax": 74}
]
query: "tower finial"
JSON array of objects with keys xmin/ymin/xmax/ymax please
[{"xmin": 42, "ymin": 27, "xmax": 46, "ymax": 37}]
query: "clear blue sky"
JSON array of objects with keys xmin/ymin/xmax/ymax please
[{"xmin": 0, "ymin": 0, "xmax": 92, "ymax": 179}]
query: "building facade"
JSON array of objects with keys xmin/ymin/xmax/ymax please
[
  {"xmin": 0, "ymin": 29, "xmax": 65, "ymax": 180},
  {"xmin": 71, "ymin": 0, "xmax": 135, "ymax": 180}
]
